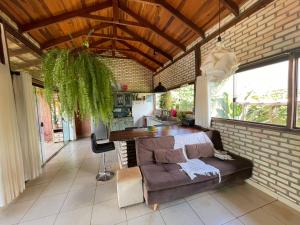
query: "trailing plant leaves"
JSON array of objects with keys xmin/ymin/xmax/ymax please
[{"xmin": 42, "ymin": 49, "xmax": 114, "ymax": 125}]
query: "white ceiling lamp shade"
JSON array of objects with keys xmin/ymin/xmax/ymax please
[
  {"xmin": 200, "ymin": 0, "xmax": 239, "ymax": 82},
  {"xmin": 200, "ymin": 42, "xmax": 239, "ymax": 82}
]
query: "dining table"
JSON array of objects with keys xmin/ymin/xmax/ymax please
[{"xmin": 109, "ymin": 125, "xmax": 203, "ymax": 167}]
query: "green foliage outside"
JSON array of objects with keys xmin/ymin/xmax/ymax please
[
  {"xmin": 157, "ymin": 85, "xmax": 194, "ymax": 112},
  {"xmin": 159, "ymin": 92, "xmax": 173, "ymax": 110},
  {"xmin": 213, "ymin": 89, "xmax": 290, "ymax": 126},
  {"xmin": 42, "ymin": 48, "xmax": 115, "ymax": 125}
]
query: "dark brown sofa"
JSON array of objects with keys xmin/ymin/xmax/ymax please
[{"xmin": 135, "ymin": 130, "xmax": 253, "ymax": 205}]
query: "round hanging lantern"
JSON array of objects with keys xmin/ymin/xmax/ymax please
[{"xmin": 200, "ymin": 42, "xmax": 239, "ymax": 82}]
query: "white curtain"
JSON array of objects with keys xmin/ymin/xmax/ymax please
[
  {"xmin": 13, "ymin": 73, "xmax": 42, "ymax": 181},
  {"xmin": 0, "ymin": 23, "xmax": 25, "ymax": 207},
  {"xmin": 195, "ymin": 75, "xmax": 210, "ymax": 128}
]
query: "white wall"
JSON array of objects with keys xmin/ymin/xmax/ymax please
[{"xmin": 132, "ymin": 94, "xmax": 154, "ymax": 127}]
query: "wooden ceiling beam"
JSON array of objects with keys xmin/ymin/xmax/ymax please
[
  {"xmin": 91, "ymin": 33, "xmax": 137, "ymax": 41},
  {"xmin": 80, "ymin": 15, "xmax": 146, "ymax": 28},
  {"xmin": 91, "ymin": 47, "xmax": 135, "ymax": 52},
  {"xmin": 41, "ymin": 23, "xmax": 111, "ymax": 49},
  {"xmin": 1, "ymin": 19, "xmax": 43, "ymax": 56},
  {"xmin": 118, "ymin": 26, "xmax": 173, "ymax": 61},
  {"xmin": 19, "ymin": 1, "xmax": 112, "ymax": 32},
  {"xmin": 9, "ymin": 48, "xmax": 30, "ymax": 57},
  {"xmin": 112, "ymin": 0, "xmax": 119, "ymax": 57},
  {"xmin": 14, "ymin": 59, "xmax": 41, "ymax": 69},
  {"xmin": 121, "ymin": 51, "xmax": 157, "ymax": 72},
  {"xmin": 222, "ymin": 0, "xmax": 239, "ymax": 17},
  {"xmin": 97, "ymin": 54, "xmax": 129, "ymax": 59},
  {"xmin": 119, "ymin": 4, "xmax": 186, "ymax": 51},
  {"xmin": 118, "ymin": 40, "xmax": 163, "ymax": 67},
  {"xmin": 158, "ymin": 1, "xmax": 205, "ymax": 38}
]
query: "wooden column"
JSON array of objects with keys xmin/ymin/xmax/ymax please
[{"xmin": 195, "ymin": 44, "xmax": 201, "ymax": 77}]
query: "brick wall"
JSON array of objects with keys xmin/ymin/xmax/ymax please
[
  {"xmin": 153, "ymin": 0, "xmax": 300, "ymax": 208},
  {"xmin": 106, "ymin": 58, "xmax": 153, "ymax": 92},
  {"xmin": 212, "ymin": 119, "xmax": 300, "ymax": 206},
  {"xmin": 153, "ymin": 51, "xmax": 195, "ymax": 89},
  {"xmin": 201, "ymin": 0, "xmax": 300, "ymax": 64}
]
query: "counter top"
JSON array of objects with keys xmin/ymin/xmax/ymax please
[{"xmin": 109, "ymin": 125, "xmax": 202, "ymax": 141}]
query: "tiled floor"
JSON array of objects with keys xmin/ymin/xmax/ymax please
[{"xmin": 1, "ymin": 138, "xmax": 300, "ymax": 225}]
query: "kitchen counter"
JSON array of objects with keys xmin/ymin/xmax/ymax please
[{"xmin": 144, "ymin": 115, "xmax": 179, "ymax": 126}]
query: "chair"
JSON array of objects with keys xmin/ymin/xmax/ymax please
[{"xmin": 91, "ymin": 133, "xmax": 115, "ymax": 181}]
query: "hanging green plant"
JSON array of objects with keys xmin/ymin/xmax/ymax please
[{"xmin": 42, "ymin": 48, "xmax": 115, "ymax": 125}]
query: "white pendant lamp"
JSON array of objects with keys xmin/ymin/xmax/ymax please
[{"xmin": 201, "ymin": 0, "xmax": 239, "ymax": 82}]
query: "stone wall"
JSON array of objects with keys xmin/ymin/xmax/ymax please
[{"xmin": 107, "ymin": 58, "xmax": 153, "ymax": 92}]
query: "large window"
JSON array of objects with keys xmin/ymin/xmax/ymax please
[
  {"xmin": 297, "ymin": 59, "xmax": 300, "ymax": 127},
  {"xmin": 211, "ymin": 60, "xmax": 289, "ymax": 126},
  {"xmin": 155, "ymin": 84, "xmax": 194, "ymax": 112}
]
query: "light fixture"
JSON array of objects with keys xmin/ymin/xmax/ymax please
[
  {"xmin": 200, "ymin": 0, "xmax": 239, "ymax": 82},
  {"xmin": 154, "ymin": 82, "xmax": 167, "ymax": 93}
]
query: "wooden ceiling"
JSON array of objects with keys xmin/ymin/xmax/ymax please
[{"xmin": 1, "ymin": 0, "xmax": 253, "ymax": 72}]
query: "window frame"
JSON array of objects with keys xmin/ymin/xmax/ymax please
[
  {"xmin": 154, "ymin": 82, "xmax": 196, "ymax": 112},
  {"xmin": 211, "ymin": 48, "xmax": 300, "ymax": 132}
]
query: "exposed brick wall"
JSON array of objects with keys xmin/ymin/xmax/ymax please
[
  {"xmin": 106, "ymin": 58, "xmax": 153, "ymax": 92},
  {"xmin": 153, "ymin": 0, "xmax": 300, "ymax": 208},
  {"xmin": 201, "ymin": 0, "xmax": 300, "ymax": 64},
  {"xmin": 212, "ymin": 119, "xmax": 300, "ymax": 206},
  {"xmin": 153, "ymin": 51, "xmax": 195, "ymax": 89}
]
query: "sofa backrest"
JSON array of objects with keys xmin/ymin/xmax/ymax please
[
  {"xmin": 136, "ymin": 129, "xmax": 224, "ymax": 166},
  {"xmin": 135, "ymin": 136, "xmax": 174, "ymax": 166}
]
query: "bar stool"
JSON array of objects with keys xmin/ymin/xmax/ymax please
[{"xmin": 91, "ymin": 133, "xmax": 115, "ymax": 181}]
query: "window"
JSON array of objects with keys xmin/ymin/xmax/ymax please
[
  {"xmin": 211, "ymin": 60, "xmax": 289, "ymax": 126},
  {"xmin": 234, "ymin": 61, "xmax": 288, "ymax": 125},
  {"xmin": 297, "ymin": 59, "xmax": 300, "ymax": 127},
  {"xmin": 155, "ymin": 84, "xmax": 195, "ymax": 112},
  {"xmin": 210, "ymin": 76, "xmax": 234, "ymax": 119}
]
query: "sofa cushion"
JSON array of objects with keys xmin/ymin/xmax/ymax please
[
  {"xmin": 185, "ymin": 143, "xmax": 214, "ymax": 159},
  {"xmin": 154, "ymin": 148, "xmax": 186, "ymax": 164},
  {"xmin": 136, "ymin": 136, "xmax": 175, "ymax": 166},
  {"xmin": 140, "ymin": 153, "xmax": 253, "ymax": 191}
]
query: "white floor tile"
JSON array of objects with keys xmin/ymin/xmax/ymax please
[
  {"xmin": 94, "ymin": 181, "xmax": 117, "ymax": 204},
  {"xmin": 91, "ymin": 199, "xmax": 126, "ymax": 225},
  {"xmin": 21, "ymin": 194, "xmax": 67, "ymax": 222},
  {"xmin": 223, "ymin": 219, "xmax": 244, "ymax": 225},
  {"xmin": 61, "ymin": 188, "xmax": 95, "ymax": 212},
  {"xmin": 160, "ymin": 202, "xmax": 204, "ymax": 225},
  {"xmin": 0, "ymin": 200, "xmax": 34, "ymax": 225},
  {"xmin": 18, "ymin": 215, "xmax": 56, "ymax": 225},
  {"xmin": 188, "ymin": 195, "xmax": 235, "ymax": 225},
  {"xmin": 240, "ymin": 208, "xmax": 282, "ymax": 225},
  {"xmin": 125, "ymin": 203, "xmax": 152, "ymax": 220},
  {"xmin": 127, "ymin": 212, "xmax": 165, "ymax": 225},
  {"xmin": 15, "ymin": 184, "xmax": 48, "ymax": 203},
  {"xmin": 54, "ymin": 206, "xmax": 92, "ymax": 225}
]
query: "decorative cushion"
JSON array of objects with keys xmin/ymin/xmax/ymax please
[
  {"xmin": 154, "ymin": 148, "xmax": 186, "ymax": 164},
  {"xmin": 185, "ymin": 143, "xmax": 214, "ymax": 159}
]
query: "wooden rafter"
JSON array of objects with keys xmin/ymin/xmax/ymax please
[
  {"xmin": 222, "ymin": 0, "xmax": 239, "ymax": 17},
  {"xmin": 14, "ymin": 59, "xmax": 41, "ymax": 69},
  {"xmin": 112, "ymin": 0, "xmax": 119, "ymax": 57},
  {"xmin": 9, "ymin": 48, "xmax": 30, "ymax": 57},
  {"xmin": 81, "ymin": 15, "xmax": 146, "ymax": 28},
  {"xmin": 159, "ymin": 1, "xmax": 205, "ymax": 38},
  {"xmin": 91, "ymin": 47, "xmax": 135, "ymax": 52},
  {"xmin": 118, "ymin": 26, "xmax": 173, "ymax": 61},
  {"xmin": 91, "ymin": 33, "xmax": 137, "ymax": 42},
  {"xmin": 19, "ymin": 1, "xmax": 112, "ymax": 32},
  {"xmin": 119, "ymin": 4, "xmax": 186, "ymax": 51},
  {"xmin": 121, "ymin": 51, "xmax": 157, "ymax": 72},
  {"xmin": 41, "ymin": 23, "xmax": 111, "ymax": 49},
  {"xmin": 118, "ymin": 40, "xmax": 163, "ymax": 67}
]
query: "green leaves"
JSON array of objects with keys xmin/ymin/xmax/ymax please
[{"xmin": 42, "ymin": 49, "xmax": 114, "ymax": 125}]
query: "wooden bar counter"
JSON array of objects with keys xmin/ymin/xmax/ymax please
[{"xmin": 110, "ymin": 125, "xmax": 203, "ymax": 167}]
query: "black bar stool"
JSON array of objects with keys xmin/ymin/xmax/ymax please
[{"xmin": 91, "ymin": 133, "xmax": 115, "ymax": 181}]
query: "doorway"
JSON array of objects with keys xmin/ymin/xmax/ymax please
[{"xmin": 34, "ymin": 87, "xmax": 70, "ymax": 162}]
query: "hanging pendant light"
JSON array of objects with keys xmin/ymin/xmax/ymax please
[
  {"xmin": 154, "ymin": 82, "xmax": 167, "ymax": 93},
  {"xmin": 200, "ymin": 0, "xmax": 239, "ymax": 82}
]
